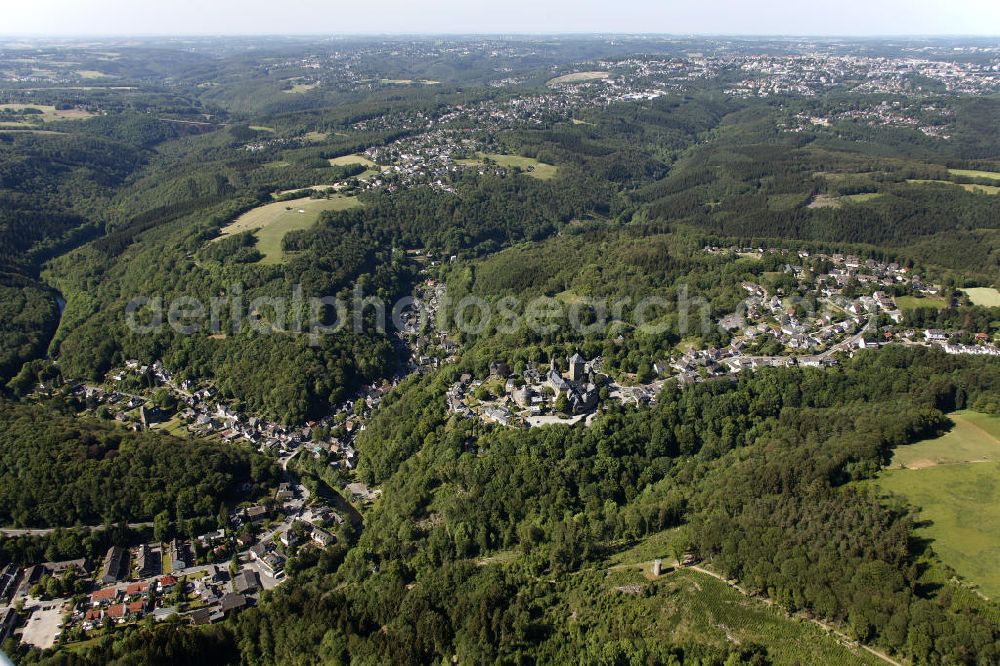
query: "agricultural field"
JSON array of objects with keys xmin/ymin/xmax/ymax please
[
  {"xmin": 283, "ymin": 80, "xmax": 318, "ymax": 94},
  {"xmin": 458, "ymin": 153, "xmax": 559, "ymax": 180},
  {"xmin": 879, "ymin": 411, "xmax": 1000, "ymax": 599},
  {"xmin": 328, "ymin": 153, "xmax": 377, "ymax": 168},
  {"xmin": 839, "ymin": 192, "xmax": 883, "ymax": 203},
  {"xmin": 907, "ymin": 179, "xmax": 1000, "ymax": 195},
  {"xmin": 948, "ymin": 168, "xmax": 1000, "ymax": 183},
  {"xmin": 378, "ymin": 78, "xmax": 439, "ymax": 85},
  {"xmin": 961, "ymin": 287, "xmax": 1000, "ymax": 307},
  {"xmin": 560, "ymin": 566, "xmax": 884, "ymax": 665},
  {"xmin": 804, "ymin": 192, "xmax": 880, "ymax": 208},
  {"xmin": 547, "ymin": 71, "xmax": 610, "ymax": 86},
  {"xmin": 0, "ymin": 103, "xmax": 97, "ymax": 126},
  {"xmin": 806, "ymin": 193, "xmax": 841, "ymax": 209},
  {"xmin": 215, "ymin": 195, "xmax": 360, "ymax": 264}
]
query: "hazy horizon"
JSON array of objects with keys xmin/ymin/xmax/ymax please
[{"xmin": 4, "ymin": 0, "xmax": 1000, "ymax": 38}]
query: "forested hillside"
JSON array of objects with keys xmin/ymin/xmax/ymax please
[
  {"xmin": 2, "ymin": 36, "xmax": 1000, "ymax": 666},
  {"xmin": 0, "ymin": 401, "xmax": 276, "ymax": 528}
]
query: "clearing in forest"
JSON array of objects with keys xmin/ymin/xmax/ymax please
[
  {"xmin": 547, "ymin": 71, "xmax": 610, "ymax": 86},
  {"xmin": 948, "ymin": 168, "xmax": 1000, "ymax": 183},
  {"xmin": 328, "ymin": 153, "xmax": 378, "ymax": 168},
  {"xmin": 960, "ymin": 287, "xmax": 1000, "ymax": 307},
  {"xmin": 215, "ymin": 195, "xmax": 360, "ymax": 264},
  {"xmin": 879, "ymin": 411, "xmax": 1000, "ymax": 599},
  {"xmin": 457, "ymin": 152, "xmax": 558, "ymax": 180}
]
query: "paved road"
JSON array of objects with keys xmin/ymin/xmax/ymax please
[{"xmin": 0, "ymin": 522, "xmax": 153, "ymax": 537}]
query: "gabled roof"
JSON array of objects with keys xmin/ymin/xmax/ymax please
[{"xmin": 220, "ymin": 592, "xmax": 247, "ymax": 612}]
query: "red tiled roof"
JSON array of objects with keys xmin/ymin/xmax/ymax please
[
  {"xmin": 106, "ymin": 603, "xmax": 126, "ymax": 618},
  {"xmin": 85, "ymin": 608, "xmax": 102, "ymax": 621},
  {"xmin": 91, "ymin": 587, "xmax": 118, "ymax": 602},
  {"xmin": 126, "ymin": 582, "xmax": 148, "ymax": 595},
  {"xmin": 158, "ymin": 575, "xmax": 178, "ymax": 586},
  {"xmin": 127, "ymin": 600, "xmax": 145, "ymax": 614}
]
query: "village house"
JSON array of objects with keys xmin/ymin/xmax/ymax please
[
  {"xmin": 233, "ymin": 570, "xmax": 261, "ymax": 595},
  {"xmin": 311, "ymin": 525, "xmax": 335, "ymax": 547},
  {"xmin": 260, "ymin": 552, "xmax": 286, "ymax": 578},
  {"xmin": 157, "ymin": 575, "xmax": 178, "ymax": 593},
  {"xmin": 135, "ymin": 544, "xmax": 157, "ymax": 578},
  {"xmin": 169, "ymin": 539, "xmax": 190, "ymax": 572},
  {"xmin": 244, "ymin": 505, "xmax": 268, "ymax": 523},
  {"xmin": 90, "ymin": 587, "xmax": 120, "ymax": 607},
  {"xmin": 100, "ymin": 546, "xmax": 128, "ymax": 585}
]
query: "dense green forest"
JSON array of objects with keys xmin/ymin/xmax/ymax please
[
  {"xmin": 14, "ymin": 348, "xmax": 999, "ymax": 665},
  {"xmin": 3, "ymin": 36, "xmax": 1000, "ymax": 666},
  {"xmin": 0, "ymin": 401, "xmax": 276, "ymax": 528}
]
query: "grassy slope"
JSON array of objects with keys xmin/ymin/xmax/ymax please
[
  {"xmin": 558, "ymin": 566, "xmax": 884, "ymax": 665},
  {"xmin": 906, "ymin": 179, "xmax": 1000, "ymax": 195},
  {"xmin": 215, "ymin": 195, "xmax": 360, "ymax": 263},
  {"xmin": 962, "ymin": 287, "xmax": 1000, "ymax": 307},
  {"xmin": 328, "ymin": 153, "xmax": 377, "ymax": 167},
  {"xmin": 895, "ymin": 295, "xmax": 948, "ymax": 311},
  {"xmin": 457, "ymin": 153, "xmax": 559, "ymax": 180},
  {"xmin": 879, "ymin": 411, "xmax": 1000, "ymax": 599},
  {"xmin": 949, "ymin": 168, "xmax": 1000, "ymax": 183}
]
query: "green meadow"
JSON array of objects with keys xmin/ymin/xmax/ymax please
[
  {"xmin": 458, "ymin": 152, "xmax": 559, "ymax": 180},
  {"xmin": 215, "ymin": 195, "xmax": 360, "ymax": 264},
  {"xmin": 961, "ymin": 287, "xmax": 1000, "ymax": 307},
  {"xmin": 879, "ymin": 411, "xmax": 1000, "ymax": 599}
]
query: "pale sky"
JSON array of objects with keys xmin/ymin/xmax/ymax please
[{"xmin": 2, "ymin": 0, "xmax": 999, "ymax": 37}]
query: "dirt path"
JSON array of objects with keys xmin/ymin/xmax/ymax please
[
  {"xmin": 685, "ymin": 564, "xmax": 904, "ymax": 666},
  {"xmin": 954, "ymin": 413, "xmax": 1000, "ymax": 447}
]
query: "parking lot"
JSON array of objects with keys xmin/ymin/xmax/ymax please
[{"xmin": 21, "ymin": 602, "xmax": 64, "ymax": 649}]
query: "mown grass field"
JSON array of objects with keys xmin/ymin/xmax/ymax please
[
  {"xmin": 839, "ymin": 192, "xmax": 883, "ymax": 204},
  {"xmin": 547, "ymin": 71, "xmax": 610, "ymax": 86},
  {"xmin": 378, "ymin": 78, "xmax": 439, "ymax": 85},
  {"xmin": 962, "ymin": 287, "xmax": 1000, "ymax": 307},
  {"xmin": 216, "ymin": 195, "xmax": 360, "ymax": 264},
  {"xmin": 458, "ymin": 153, "xmax": 559, "ymax": 180},
  {"xmin": 948, "ymin": 168, "xmax": 1000, "ymax": 183},
  {"xmin": 895, "ymin": 294, "xmax": 948, "ymax": 311},
  {"xmin": 328, "ymin": 153, "xmax": 377, "ymax": 168},
  {"xmin": 560, "ymin": 566, "xmax": 884, "ymax": 665},
  {"xmin": 879, "ymin": 411, "xmax": 1000, "ymax": 599},
  {"xmin": 0, "ymin": 103, "xmax": 97, "ymax": 126},
  {"xmin": 907, "ymin": 179, "xmax": 1000, "ymax": 195},
  {"xmin": 283, "ymin": 80, "xmax": 318, "ymax": 94},
  {"xmin": 76, "ymin": 70, "xmax": 111, "ymax": 79}
]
